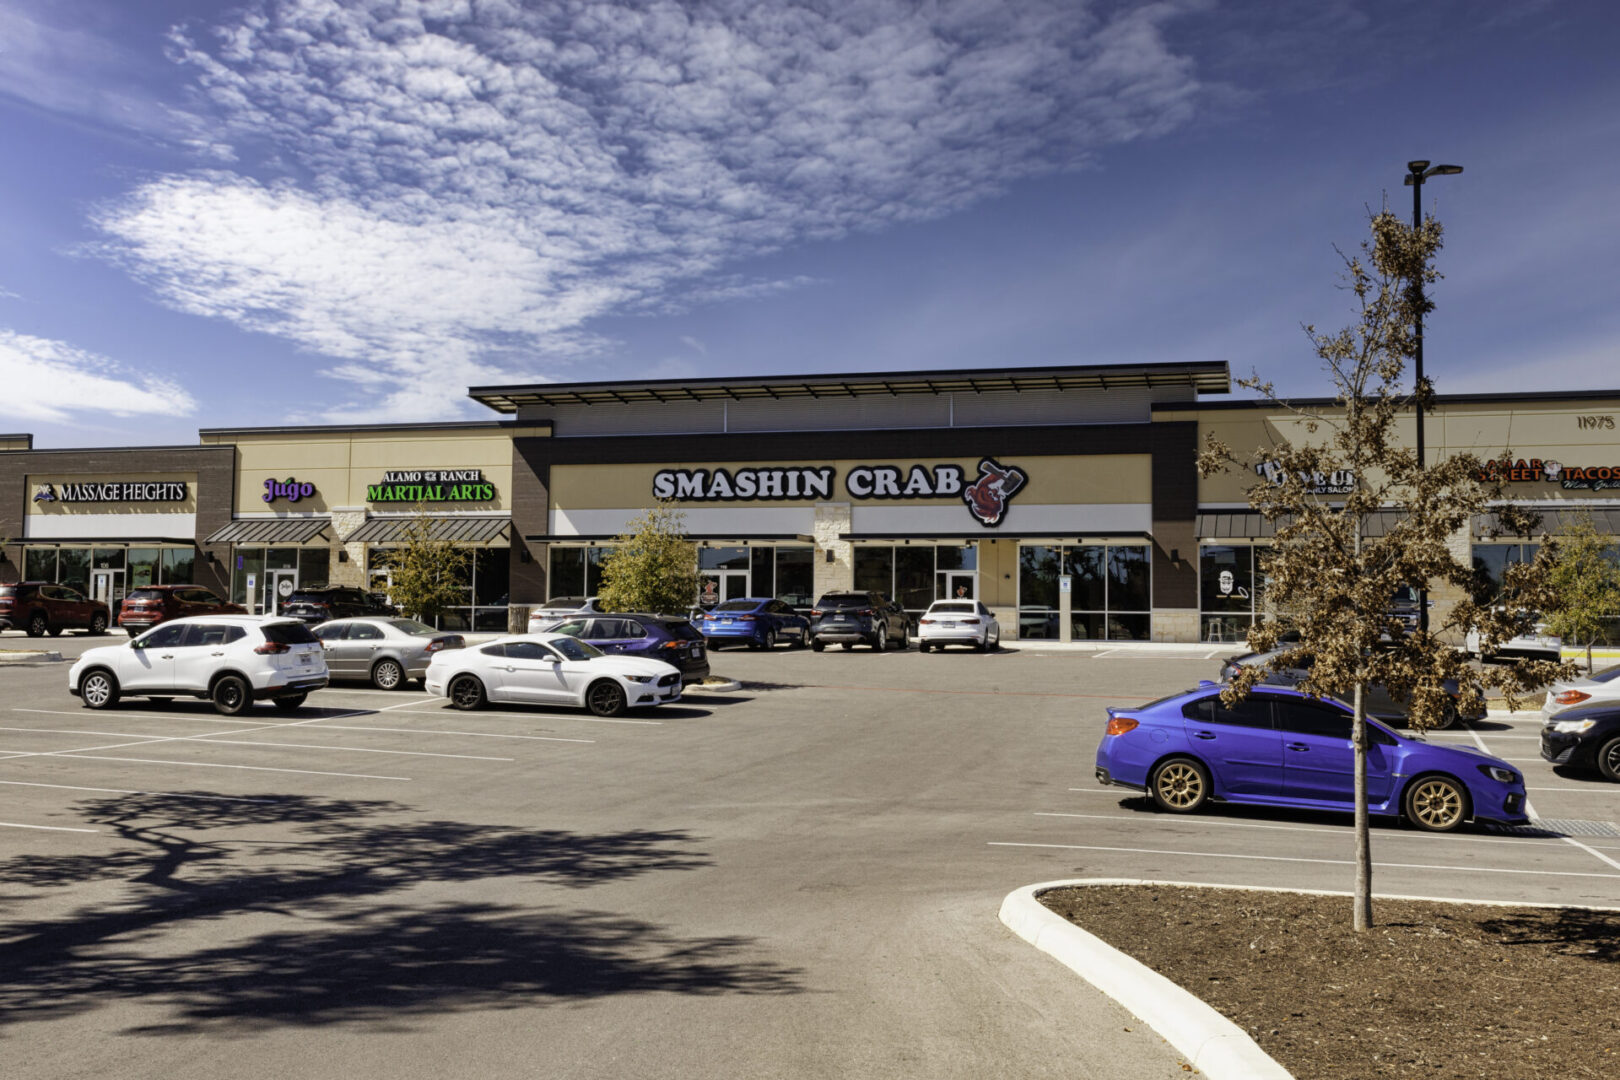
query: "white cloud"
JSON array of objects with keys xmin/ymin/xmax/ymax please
[
  {"xmin": 93, "ymin": 0, "xmax": 1205, "ymax": 419},
  {"xmin": 0, "ymin": 329, "xmax": 197, "ymax": 423}
]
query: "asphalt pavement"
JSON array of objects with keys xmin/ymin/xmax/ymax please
[{"xmin": 1, "ymin": 633, "xmax": 1616, "ymax": 1078}]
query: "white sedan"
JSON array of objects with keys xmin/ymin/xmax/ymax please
[
  {"xmin": 424, "ymin": 632, "xmax": 682, "ymax": 716},
  {"xmin": 916, "ymin": 600, "xmax": 1001, "ymax": 652},
  {"xmin": 1541, "ymin": 662, "xmax": 1620, "ymax": 720}
]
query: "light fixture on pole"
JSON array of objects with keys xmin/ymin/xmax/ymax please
[{"xmin": 1403, "ymin": 159, "xmax": 1463, "ymax": 632}]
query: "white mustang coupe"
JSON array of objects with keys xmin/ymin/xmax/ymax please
[{"xmin": 424, "ymin": 632, "xmax": 683, "ymax": 716}]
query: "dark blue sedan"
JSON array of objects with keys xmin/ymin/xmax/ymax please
[
  {"xmin": 1094, "ymin": 683, "xmax": 1528, "ymax": 832},
  {"xmin": 700, "ymin": 598, "xmax": 812, "ymax": 650}
]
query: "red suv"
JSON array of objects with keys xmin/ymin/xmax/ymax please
[
  {"xmin": 118, "ymin": 585, "xmax": 246, "ymax": 634},
  {"xmin": 0, "ymin": 581, "xmax": 110, "ymax": 637}
]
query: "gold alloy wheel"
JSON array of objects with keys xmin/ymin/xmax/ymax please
[
  {"xmin": 1408, "ymin": 777, "xmax": 1465, "ymax": 831},
  {"xmin": 1154, "ymin": 761, "xmax": 1205, "ymax": 810}
]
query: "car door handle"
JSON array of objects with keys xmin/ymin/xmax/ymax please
[
  {"xmin": 1287, "ymin": 743, "xmax": 1311, "ymax": 752},
  {"xmin": 211, "ymin": 651, "xmax": 225, "ymax": 657},
  {"xmin": 160, "ymin": 654, "xmax": 174, "ymax": 659},
  {"xmin": 1191, "ymin": 730, "xmax": 1216, "ymax": 740}
]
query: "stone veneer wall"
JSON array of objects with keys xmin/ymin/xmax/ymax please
[
  {"xmin": 1153, "ymin": 609, "xmax": 1198, "ymax": 643},
  {"xmin": 328, "ymin": 509, "xmax": 368, "ymax": 587},
  {"xmin": 1426, "ymin": 524, "xmax": 1474, "ymax": 645},
  {"xmin": 813, "ymin": 503, "xmax": 852, "ymax": 596}
]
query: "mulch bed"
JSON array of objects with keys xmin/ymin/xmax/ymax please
[{"xmin": 1040, "ymin": 885, "xmax": 1620, "ymax": 1079}]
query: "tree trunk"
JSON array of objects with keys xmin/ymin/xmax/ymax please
[
  {"xmin": 1352, "ymin": 680, "xmax": 1373, "ymax": 931},
  {"xmin": 1588, "ymin": 641, "xmax": 1595, "ymax": 674}
]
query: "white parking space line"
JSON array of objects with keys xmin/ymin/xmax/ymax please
[
  {"xmin": 375, "ymin": 707, "xmax": 661, "ymax": 726},
  {"xmin": 173, "ymin": 737, "xmax": 513, "ymax": 761},
  {"xmin": 16, "ymin": 709, "xmax": 282, "ymax": 727},
  {"xmin": 48, "ymin": 754, "xmax": 412, "ymax": 781},
  {"xmin": 0, "ymin": 725, "xmax": 230, "ymax": 741},
  {"xmin": 986, "ymin": 841, "xmax": 1620, "ymax": 881},
  {"xmin": 0, "ymin": 780, "xmax": 278, "ymax": 803},
  {"xmin": 0, "ymin": 820, "xmax": 99, "ymax": 834},
  {"xmin": 1563, "ymin": 839, "xmax": 1620, "ymax": 873},
  {"xmin": 1032, "ymin": 811, "xmax": 1577, "ymax": 850},
  {"xmin": 308, "ymin": 724, "xmax": 594, "ymax": 744},
  {"xmin": 1524, "ymin": 786, "xmax": 1620, "ymax": 793}
]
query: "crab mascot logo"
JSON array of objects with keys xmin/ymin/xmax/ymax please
[{"xmin": 963, "ymin": 457, "xmax": 1027, "ymax": 527}]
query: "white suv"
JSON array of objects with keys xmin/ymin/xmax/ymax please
[{"xmin": 69, "ymin": 616, "xmax": 329, "ymax": 716}]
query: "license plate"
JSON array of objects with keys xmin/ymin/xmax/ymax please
[
  {"xmin": 722, "ymin": 618, "xmax": 733, "ymax": 624},
  {"xmin": 299, "ymin": 653, "xmax": 313, "ymax": 665},
  {"xmin": 690, "ymin": 647, "xmax": 701, "ymax": 658}
]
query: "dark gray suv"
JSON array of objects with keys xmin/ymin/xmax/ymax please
[{"xmin": 809, "ymin": 591, "xmax": 911, "ymax": 651}]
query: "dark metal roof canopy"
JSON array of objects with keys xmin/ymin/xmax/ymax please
[
  {"xmin": 205, "ymin": 518, "xmax": 332, "ymax": 545},
  {"xmin": 470, "ymin": 362, "xmax": 1231, "ymax": 413},
  {"xmin": 1197, "ymin": 511, "xmax": 1407, "ymax": 540},
  {"xmin": 1474, "ymin": 509, "xmax": 1620, "ymax": 537},
  {"xmin": 344, "ymin": 517, "xmax": 511, "ymax": 544}
]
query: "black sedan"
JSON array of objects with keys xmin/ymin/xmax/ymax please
[{"xmin": 1541, "ymin": 705, "xmax": 1620, "ymax": 781}]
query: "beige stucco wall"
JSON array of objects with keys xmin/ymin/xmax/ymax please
[
  {"xmin": 1198, "ymin": 399, "xmax": 1620, "ymax": 508},
  {"xmin": 206, "ymin": 428, "xmax": 537, "ymax": 514}
]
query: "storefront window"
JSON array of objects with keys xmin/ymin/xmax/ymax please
[
  {"xmin": 58, "ymin": 548, "xmax": 90, "ymax": 594},
  {"xmin": 1018, "ymin": 543, "xmax": 1151, "ymax": 640},
  {"xmin": 548, "ymin": 546, "xmax": 609, "ymax": 598},
  {"xmin": 895, "ymin": 547, "xmax": 934, "ymax": 611},
  {"xmin": 163, "ymin": 547, "xmax": 196, "ymax": 586},
  {"xmin": 473, "ymin": 547, "xmax": 509, "ymax": 606},
  {"xmin": 1200, "ymin": 545, "xmax": 1257, "ymax": 642},
  {"xmin": 776, "ymin": 548, "xmax": 814, "ymax": 607},
  {"xmin": 698, "ymin": 546, "xmax": 749, "ymax": 571},
  {"xmin": 128, "ymin": 548, "xmax": 158, "ymax": 588},
  {"xmin": 298, "ymin": 548, "xmax": 330, "ymax": 590},
  {"xmin": 91, "ymin": 547, "xmax": 126, "ymax": 571},
  {"xmin": 25, "ymin": 548, "xmax": 56, "ymax": 582},
  {"xmin": 231, "ymin": 548, "xmax": 263, "ymax": 604},
  {"xmin": 1470, "ymin": 543, "xmax": 1541, "ymax": 604},
  {"xmin": 853, "ymin": 547, "xmax": 893, "ymax": 596},
  {"xmin": 935, "ymin": 545, "xmax": 977, "ymax": 572},
  {"xmin": 751, "ymin": 547, "xmax": 774, "ymax": 598}
]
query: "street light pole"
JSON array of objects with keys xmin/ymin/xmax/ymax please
[{"xmin": 1404, "ymin": 159, "xmax": 1463, "ymax": 632}]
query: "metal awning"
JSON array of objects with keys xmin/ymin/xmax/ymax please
[
  {"xmin": 1197, "ymin": 511, "xmax": 1407, "ymax": 540},
  {"xmin": 1474, "ymin": 508, "xmax": 1620, "ymax": 537},
  {"xmin": 342, "ymin": 517, "xmax": 510, "ymax": 544},
  {"xmin": 838, "ymin": 532, "xmax": 1153, "ymax": 542},
  {"xmin": 205, "ymin": 517, "xmax": 332, "ymax": 544}
]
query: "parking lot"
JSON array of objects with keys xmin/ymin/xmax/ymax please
[{"xmin": 1, "ymin": 635, "xmax": 1617, "ymax": 1079}]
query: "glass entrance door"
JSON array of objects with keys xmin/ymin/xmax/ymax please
[
  {"xmin": 90, "ymin": 569, "xmax": 123, "ymax": 620},
  {"xmin": 942, "ymin": 571, "xmax": 977, "ymax": 602},
  {"xmin": 697, "ymin": 569, "xmax": 749, "ymax": 609},
  {"xmin": 267, "ymin": 569, "xmax": 298, "ymax": 616}
]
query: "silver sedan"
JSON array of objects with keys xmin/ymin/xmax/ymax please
[{"xmin": 312, "ymin": 617, "xmax": 466, "ymax": 689}]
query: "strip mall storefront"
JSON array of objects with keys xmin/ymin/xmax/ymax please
[{"xmin": 8, "ymin": 369, "xmax": 1619, "ymax": 642}]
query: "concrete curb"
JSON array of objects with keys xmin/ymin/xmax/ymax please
[
  {"xmin": 1002, "ymin": 879, "xmax": 1620, "ymax": 1080},
  {"xmin": 1000, "ymin": 879, "xmax": 1293, "ymax": 1080},
  {"xmin": 0, "ymin": 650, "xmax": 62, "ymax": 663}
]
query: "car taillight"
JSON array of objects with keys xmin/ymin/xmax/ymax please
[
  {"xmin": 1554, "ymin": 690, "xmax": 1592, "ymax": 706},
  {"xmin": 425, "ymin": 636, "xmax": 462, "ymax": 652},
  {"xmin": 919, "ymin": 618, "xmax": 934, "ymax": 624},
  {"xmin": 810, "ymin": 609, "xmax": 823, "ymax": 617},
  {"xmin": 858, "ymin": 608, "xmax": 876, "ymax": 616},
  {"xmin": 1105, "ymin": 716, "xmax": 1139, "ymax": 736},
  {"xmin": 658, "ymin": 640, "xmax": 685, "ymax": 650},
  {"xmin": 961, "ymin": 618, "xmax": 980, "ymax": 625},
  {"xmin": 254, "ymin": 641, "xmax": 290, "ymax": 654}
]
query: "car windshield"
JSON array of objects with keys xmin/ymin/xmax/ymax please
[
  {"xmin": 389, "ymin": 619, "xmax": 439, "ymax": 636},
  {"xmin": 713, "ymin": 599, "xmax": 760, "ymax": 612},
  {"xmin": 1586, "ymin": 664, "xmax": 1620, "ymax": 684},
  {"xmin": 929, "ymin": 603, "xmax": 975, "ymax": 614},
  {"xmin": 549, "ymin": 637, "xmax": 602, "ymax": 661},
  {"xmin": 662, "ymin": 621, "xmax": 703, "ymax": 641},
  {"xmin": 543, "ymin": 597, "xmax": 587, "ymax": 608}
]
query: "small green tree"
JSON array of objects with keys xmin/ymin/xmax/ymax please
[
  {"xmin": 1542, "ymin": 510, "xmax": 1620, "ymax": 673},
  {"xmin": 375, "ymin": 510, "xmax": 470, "ymax": 624},
  {"xmin": 1200, "ymin": 207, "xmax": 1577, "ymax": 932},
  {"xmin": 596, "ymin": 502, "xmax": 700, "ymax": 615}
]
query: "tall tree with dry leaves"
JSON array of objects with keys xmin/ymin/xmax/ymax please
[{"xmin": 1200, "ymin": 208, "xmax": 1575, "ymax": 931}]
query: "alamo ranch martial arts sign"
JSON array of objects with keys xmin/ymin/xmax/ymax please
[{"xmin": 367, "ymin": 469, "xmax": 497, "ymax": 503}]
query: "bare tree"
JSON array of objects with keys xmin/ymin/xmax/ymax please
[{"xmin": 1200, "ymin": 208, "xmax": 1575, "ymax": 931}]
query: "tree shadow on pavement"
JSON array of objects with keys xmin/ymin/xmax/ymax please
[
  {"xmin": 0, "ymin": 793, "xmax": 801, "ymax": 1032},
  {"xmin": 1477, "ymin": 906, "xmax": 1620, "ymax": 964}
]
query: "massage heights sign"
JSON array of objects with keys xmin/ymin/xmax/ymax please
[
  {"xmin": 367, "ymin": 469, "xmax": 496, "ymax": 503},
  {"xmin": 32, "ymin": 480, "xmax": 188, "ymax": 503},
  {"xmin": 652, "ymin": 458, "xmax": 1028, "ymax": 528}
]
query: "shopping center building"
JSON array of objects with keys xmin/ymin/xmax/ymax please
[{"xmin": 3, "ymin": 363, "xmax": 1617, "ymax": 642}]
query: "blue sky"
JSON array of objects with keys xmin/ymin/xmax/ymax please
[{"xmin": 1, "ymin": 0, "xmax": 1616, "ymax": 446}]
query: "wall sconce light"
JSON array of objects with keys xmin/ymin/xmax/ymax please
[
  {"xmin": 1170, "ymin": 548, "xmax": 1180, "ymax": 564},
  {"xmin": 825, "ymin": 550, "xmax": 834, "ymax": 563},
  {"xmin": 519, "ymin": 547, "xmax": 532, "ymax": 564},
  {"xmin": 338, "ymin": 550, "xmax": 349, "ymax": 563}
]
